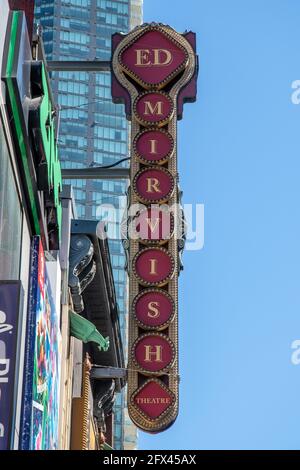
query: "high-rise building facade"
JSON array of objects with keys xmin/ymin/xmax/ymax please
[{"xmin": 34, "ymin": 0, "xmax": 143, "ymax": 450}]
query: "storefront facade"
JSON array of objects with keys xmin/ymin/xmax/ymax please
[
  {"xmin": 0, "ymin": 1, "xmax": 32, "ymax": 449},
  {"xmin": 0, "ymin": 1, "xmax": 63, "ymax": 449},
  {"xmin": 0, "ymin": 2, "xmax": 128, "ymax": 450}
]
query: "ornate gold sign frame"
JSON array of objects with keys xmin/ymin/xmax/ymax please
[{"xmin": 112, "ymin": 23, "xmax": 196, "ymax": 433}]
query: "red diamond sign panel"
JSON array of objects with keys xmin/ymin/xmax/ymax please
[
  {"xmin": 120, "ymin": 29, "xmax": 188, "ymax": 89},
  {"xmin": 133, "ymin": 380, "xmax": 175, "ymax": 419}
]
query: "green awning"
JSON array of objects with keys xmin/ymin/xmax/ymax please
[{"xmin": 70, "ymin": 310, "xmax": 110, "ymax": 352}]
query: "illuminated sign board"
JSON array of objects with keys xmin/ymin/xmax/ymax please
[
  {"xmin": 112, "ymin": 24, "xmax": 198, "ymax": 433},
  {"xmin": 2, "ymin": 10, "xmax": 62, "ymax": 250}
]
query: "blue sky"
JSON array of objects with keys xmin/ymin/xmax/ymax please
[{"xmin": 139, "ymin": 0, "xmax": 300, "ymax": 450}]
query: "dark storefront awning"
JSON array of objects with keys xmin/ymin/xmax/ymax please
[{"xmin": 69, "ymin": 219, "xmax": 125, "ymax": 392}]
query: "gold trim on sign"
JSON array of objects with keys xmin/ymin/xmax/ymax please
[
  {"xmin": 133, "ymin": 90, "xmax": 175, "ymax": 127},
  {"xmin": 132, "ymin": 246, "xmax": 175, "ymax": 287},
  {"xmin": 131, "ymin": 332, "xmax": 176, "ymax": 376},
  {"xmin": 112, "ymin": 22, "xmax": 197, "ymax": 432},
  {"xmin": 118, "ymin": 24, "xmax": 189, "ymax": 90},
  {"xmin": 133, "ymin": 127, "xmax": 175, "ymax": 166},
  {"xmin": 132, "ymin": 166, "xmax": 176, "ymax": 205},
  {"xmin": 132, "ymin": 287, "xmax": 176, "ymax": 331},
  {"xmin": 132, "ymin": 205, "xmax": 175, "ymax": 245},
  {"xmin": 130, "ymin": 378, "xmax": 176, "ymax": 423}
]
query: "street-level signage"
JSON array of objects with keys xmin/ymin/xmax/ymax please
[
  {"xmin": 0, "ymin": 281, "xmax": 22, "ymax": 450},
  {"xmin": 112, "ymin": 23, "xmax": 198, "ymax": 433}
]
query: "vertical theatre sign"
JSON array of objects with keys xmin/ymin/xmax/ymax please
[{"xmin": 112, "ymin": 24, "xmax": 198, "ymax": 432}]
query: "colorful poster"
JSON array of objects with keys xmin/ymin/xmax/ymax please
[{"xmin": 20, "ymin": 236, "xmax": 61, "ymax": 450}]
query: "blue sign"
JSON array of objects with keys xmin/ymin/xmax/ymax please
[{"xmin": 0, "ymin": 281, "xmax": 22, "ymax": 450}]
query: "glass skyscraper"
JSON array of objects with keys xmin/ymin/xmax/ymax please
[{"xmin": 34, "ymin": 0, "xmax": 143, "ymax": 450}]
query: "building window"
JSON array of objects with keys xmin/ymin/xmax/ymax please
[
  {"xmin": 76, "ymin": 204, "xmax": 86, "ymax": 218},
  {"xmin": 0, "ymin": 121, "xmax": 22, "ymax": 280}
]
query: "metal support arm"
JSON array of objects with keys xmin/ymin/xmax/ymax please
[
  {"xmin": 90, "ymin": 367, "xmax": 127, "ymax": 380},
  {"xmin": 47, "ymin": 60, "xmax": 111, "ymax": 72},
  {"xmin": 62, "ymin": 168, "xmax": 130, "ymax": 180}
]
